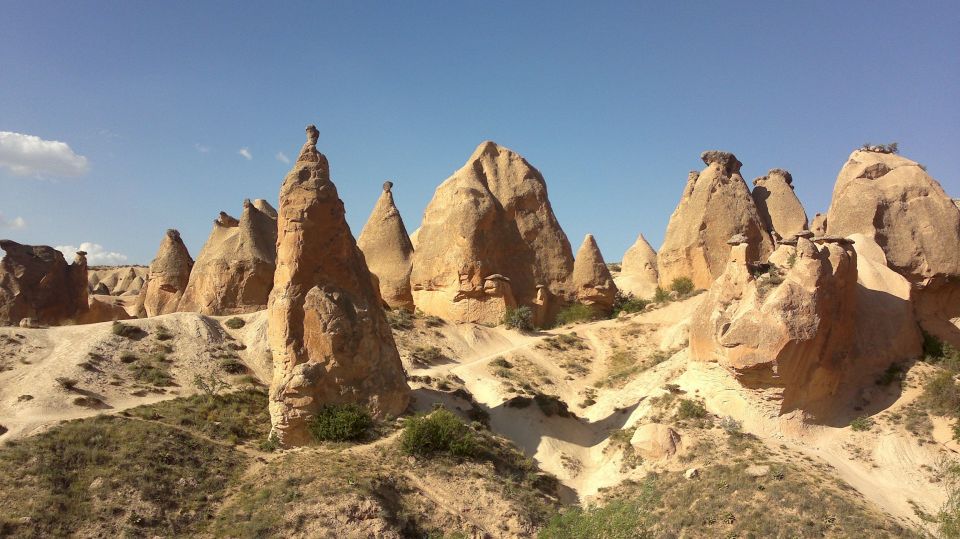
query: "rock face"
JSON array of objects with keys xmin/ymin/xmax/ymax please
[
  {"xmin": 630, "ymin": 423, "xmax": 680, "ymax": 459},
  {"xmin": 88, "ymin": 266, "xmax": 147, "ymax": 296},
  {"xmin": 0, "ymin": 241, "xmax": 89, "ymax": 326},
  {"xmin": 268, "ymin": 125, "xmax": 409, "ymax": 446},
  {"xmin": 177, "ymin": 199, "xmax": 278, "ymax": 315},
  {"xmin": 135, "ymin": 230, "xmax": 194, "ymax": 317},
  {"xmin": 615, "ymin": 233, "xmax": 659, "ymax": 299},
  {"xmin": 357, "ymin": 181, "xmax": 415, "ymax": 312},
  {"xmin": 689, "ymin": 238, "xmax": 859, "ymax": 418},
  {"xmin": 811, "ymin": 213, "xmax": 827, "ymax": 236},
  {"xmin": 658, "ymin": 152, "xmax": 773, "ymax": 290},
  {"xmin": 410, "ymin": 141, "xmax": 575, "ymax": 325},
  {"xmin": 751, "ymin": 169, "xmax": 808, "ymax": 238},
  {"xmin": 572, "ymin": 234, "xmax": 617, "ymax": 315}
]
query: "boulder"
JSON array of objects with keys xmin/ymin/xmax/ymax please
[
  {"xmin": 268, "ymin": 125, "xmax": 410, "ymax": 446},
  {"xmin": 135, "ymin": 229, "xmax": 193, "ymax": 317},
  {"xmin": 658, "ymin": 151, "xmax": 772, "ymax": 290},
  {"xmin": 0, "ymin": 240, "xmax": 89, "ymax": 326},
  {"xmin": 572, "ymin": 234, "xmax": 617, "ymax": 316},
  {"xmin": 811, "ymin": 213, "xmax": 827, "ymax": 236},
  {"xmin": 751, "ymin": 169, "xmax": 808, "ymax": 238},
  {"xmin": 615, "ymin": 233, "xmax": 659, "ymax": 299},
  {"xmin": 630, "ymin": 423, "xmax": 680, "ymax": 459},
  {"xmin": 410, "ymin": 141, "xmax": 575, "ymax": 325},
  {"xmin": 78, "ymin": 296, "xmax": 133, "ymax": 324},
  {"xmin": 178, "ymin": 199, "xmax": 278, "ymax": 315},
  {"xmin": 357, "ymin": 181, "xmax": 415, "ymax": 311}
]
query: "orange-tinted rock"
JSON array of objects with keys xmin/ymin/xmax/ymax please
[
  {"xmin": 0, "ymin": 240, "xmax": 89, "ymax": 326},
  {"xmin": 572, "ymin": 234, "xmax": 617, "ymax": 315},
  {"xmin": 135, "ymin": 229, "xmax": 193, "ymax": 317},
  {"xmin": 357, "ymin": 181, "xmax": 415, "ymax": 311}
]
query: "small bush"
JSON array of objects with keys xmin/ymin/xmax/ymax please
[
  {"xmin": 669, "ymin": 277, "xmax": 694, "ymax": 296},
  {"xmin": 111, "ymin": 321, "xmax": 141, "ymax": 338},
  {"xmin": 224, "ymin": 317, "xmax": 245, "ymax": 329},
  {"xmin": 55, "ymin": 377, "xmax": 78, "ymax": 391},
  {"xmin": 503, "ymin": 306, "xmax": 534, "ymax": 332},
  {"xmin": 490, "ymin": 357, "xmax": 512, "ymax": 368},
  {"xmin": 258, "ymin": 434, "xmax": 280, "ymax": 452},
  {"xmin": 119, "ymin": 352, "xmax": 138, "ymax": 363},
  {"xmin": 612, "ymin": 291, "xmax": 649, "ymax": 317},
  {"xmin": 220, "ymin": 358, "xmax": 247, "ymax": 375},
  {"xmin": 540, "ymin": 499, "xmax": 652, "ymax": 538},
  {"xmin": 556, "ymin": 303, "xmax": 596, "ymax": 326},
  {"xmin": 534, "ymin": 394, "xmax": 573, "ymax": 418},
  {"xmin": 923, "ymin": 370, "xmax": 960, "ymax": 417},
  {"xmin": 719, "ymin": 416, "xmax": 742, "ymax": 434},
  {"xmin": 676, "ymin": 399, "xmax": 708, "ymax": 420},
  {"xmin": 308, "ymin": 404, "xmax": 372, "ymax": 442},
  {"xmin": 875, "ymin": 363, "xmax": 904, "ymax": 386},
  {"xmin": 155, "ymin": 326, "xmax": 174, "ymax": 341},
  {"xmin": 850, "ymin": 416, "xmax": 874, "ymax": 432},
  {"xmin": 409, "ymin": 345, "xmax": 445, "ymax": 366},
  {"xmin": 400, "ymin": 408, "xmax": 477, "ymax": 457},
  {"xmin": 653, "ymin": 287, "xmax": 670, "ymax": 303},
  {"xmin": 386, "ymin": 309, "xmax": 414, "ymax": 330},
  {"xmin": 193, "ymin": 372, "xmax": 229, "ymax": 397}
]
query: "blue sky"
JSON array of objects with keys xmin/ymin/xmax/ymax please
[{"xmin": 1, "ymin": 1, "xmax": 958, "ymax": 265}]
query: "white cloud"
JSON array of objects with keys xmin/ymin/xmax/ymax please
[
  {"xmin": 238, "ymin": 147, "xmax": 252, "ymax": 160},
  {"xmin": 195, "ymin": 143, "xmax": 211, "ymax": 153},
  {"xmin": 0, "ymin": 131, "xmax": 89, "ymax": 177},
  {"xmin": 275, "ymin": 151, "xmax": 290, "ymax": 164},
  {"xmin": 0, "ymin": 212, "xmax": 26, "ymax": 229},
  {"xmin": 55, "ymin": 242, "xmax": 128, "ymax": 265}
]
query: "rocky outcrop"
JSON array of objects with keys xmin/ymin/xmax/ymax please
[
  {"xmin": 268, "ymin": 125, "xmax": 410, "ymax": 446},
  {"xmin": 811, "ymin": 213, "xmax": 827, "ymax": 236},
  {"xmin": 658, "ymin": 152, "xmax": 772, "ymax": 290},
  {"xmin": 615, "ymin": 233, "xmax": 659, "ymax": 299},
  {"xmin": 357, "ymin": 181, "xmax": 415, "ymax": 311},
  {"xmin": 572, "ymin": 234, "xmax": 617, "ymax": 315},
  {"xmin": 135, "ymin": 230, "xmax": 193, "ymax": 317},
  {"xmin": 0, "ymin": 241, "xmax": 89, "ymax": 326},
  {"xmin": 88, "ymin": 266, "xmax": 147, "ymax": 296},
  {"xmin": 78, "ymin": 296, "xmax": 133, "ymax": 324},
  {"xmin": 630, "ymin": 423, "xmax": 680, "ymax": 459},
  {"xmin": 177, "ymin": 199, "xmax": 278, "ymax": 315},
  {"xmin": 410, "ymin": 141, "xmax": 575, "ymax": 325},
  {"xmin": 751, "ymin": 169, "xmax": 808, "ymax": 238}
]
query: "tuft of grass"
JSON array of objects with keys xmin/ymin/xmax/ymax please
[
  {"xmin": 128, "ymin": 354, "xmax": 175, "ymax": 387},
  {"xmin": 129, "ymin": 389, "xmax": 270, "ymax": 444},
  {"xmin": 55, "ymin": 377, "xmax": 78, "ymax": 391},
  {"xmin": 850, "ymin": 416, "xmax": 874, "ymax": 432},
  {"xmin": 490, "ymin": 356, "xmax": 512, "ymax": 368},
  {"xmin": 111, "ymin": 321, "xmax": 142, "ymax": 339},
  {"xmin": 669, "ymin": 277, "xmax": 694, "ymax": 296},
  {"xmin": 676, "ymin": 399, "xmax": 708, "ymax": 421},
  {"xmin": 409, "ymin": 345, "xmax": 446, "ymax": 366},
  {"xmin": 503, "ymin": 306, "xmax": 534, "ymax": 332},
  {"xmin": 224, "ymin": 317, "xmax": 245, "ymax": 329},
  {"xmin": 308, "ymin": 403, "xmax": 373, "ymax": 443},
  {"xmin": 155, "ymin": 326, "xmax": 174, "ymax": 341},
  {"xmin": 653, "ymin": 287, "xmax": 670, "ymax": 303},
  {"xmin": 612, "ymin": 291, "xmax": 649, "ymax": 317},
  {"xmin": 540, "ymin": 492, "xmax": 657, "ymax": 538},
  {"xmin": 400, "ymin": 408, "xmax": 478, "ymax": 457},
  {"xmin": 386, "ymin": 309, "xmax": 414, "ymax": 330},
  {"xmin": 555, "ymin": 303, "xmax": 596, "ymax": 326},
  {"xmin": 220, "ymin": 358, "xmax": 247, "ymax": 375}
]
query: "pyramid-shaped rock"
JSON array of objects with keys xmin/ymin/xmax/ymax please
[
  {"xmin": 615, "ymin": 233, "xmax": 659, "ymax": 299},
  {"xmin": 268, "ymin": 125, "xmax": 409, "ymax": 446},
  {"xmin": 357, "ymin": 181, "xmax": 415, "ymax": 312},
  {"xmin": 135, "ymin": 229, "xmax": 193, "ymax": 317},
  {"xmin": 572, "ymin": 234, "xmax": 617, "ymax": 315},
  {"xmin": 0, "ymin": 241, "xmax": 89, "ymax": 326},
  {"xmin": 178, "ymin": 198, "xmax": 278, "ymax": 315},
  {"xmin": 751, "ymin": 168, "xmax": 808, "ymax": 238},
  {"xmin": 658, "ymin": 151, "xmax": 773, "ymax": 289},
  {"xmin": 410, "ymin": 141, "xmax": 575, "ymax": 325}
]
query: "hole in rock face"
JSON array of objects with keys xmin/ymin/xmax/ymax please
[
  {"xmin": 720, "ymin": 322, "xmax": 731, "ymax": 336},
  {"xmin": 858, "ymin": 163, "xmax": 891, "ymax": 180}
]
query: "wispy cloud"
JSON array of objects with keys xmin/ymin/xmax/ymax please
[
  {"xmin": 0, "ymin": 131, "xmax": 89, "ymax": 178},
  {"xmin": 195, "ymin": 143, "xmax": 211, "ymax": 153},
  {"xmin": 275, "ymin": 151, "xmax": 290, "ymax": 164},
  {"xmin": 0, "ymin": 212, "xmax": 26, "ymax": 229},
  {"xmin": 55, "ymin": 242, "xmax": 128, "ymax": 265},
  {"xmin": 238, "ymin": 147, "xmax": 252, "ymax": 160}
]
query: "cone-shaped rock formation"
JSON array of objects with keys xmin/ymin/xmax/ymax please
[
  {"xmin": 751, "ymin": 169, "xmax": 808, "ymax": 238},
  {"xmin": 572, "ymin": 234, "xmax": 617, "ymax": 315},
  {"xmin": 615, "ymin": 233, "xmax": 659, "ymax": 299},
  {"xmin": 357, "ymin": 181, "xmax": 415, "ymax": 311},
  {"xmin": 135, "ymin": 229, "xmax": 193, "ymax": 317}
]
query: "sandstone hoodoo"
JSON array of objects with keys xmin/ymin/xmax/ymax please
[
  {"xmin": 410, "ymin": 141, "xmax": 575, "ymax": 325},
  {"xmin": 615, "ymin": 233, "xmax": 659, "ymax": 299},
  {"xmin": 657, "ymin": 151, "xmax": 772, "ymax": 290},
  {"xmin": 751, "ymin": 168, "xmax": 808, "ymax": 239},
  {"xmin": 811, "ymin": 213, "xmax": 827, "ymax": 236},
  {"xmin": 357, "ymin": 181, "xmax": 415, "ymax": 312},
  {"xmin": 135, "ymin": 229, "xmax": 194, "ymax": 317},
  {"xmin": 267, "ymin": 125, "xmax": 410, "ymax": 446},
  {"xmin": 572, "ymin": 234, "xmax": 617, "ymax": 316},
  {"xmin": 177, "ymin": 198, "xmax": 278, "ymax": 315},
  {"xmin": 0, "ymin": 241, "xmax": 90, "ymax": 326}
]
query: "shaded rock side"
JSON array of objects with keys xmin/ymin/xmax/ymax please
[
  {"xmin": 410, "ymin": 141, "xmax": 575, "ymax": 325},
  {"xmin": 357, "ymin": 181, "xmax": 415, "ymax": 311},
  {"xmin": 751, "ymin": 169, "xmax": 809, "ymax": 238},
  {"xmin": 658, "ymin": 151, "xmax": 773, "ymax": 290},
  {"xmin": 0, "ymin": 241, "xmax": 89, "ymax": 326},
  {"xmin": 615, "ymin": 233, "xmax": 659, "ymax": 299},
  {"xmin": 178, "ymin": 199, "xmax": 278, "ymax": 315},
  {"xmin": 268, "ymin": 125, "xmax": 410, "ymax": 446},
  {"xmin": 572, "ymin": 234, "xmax": 617, "ymax": 315},
  {"xmin": 135, "ymin": 229, "xmax": 194, "ymax": 317}
]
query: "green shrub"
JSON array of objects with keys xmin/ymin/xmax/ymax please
[
  {"xmin": 490, "ymin": 356, "xmax": 512, "ymax": 368},
  {"xmin": 503, "ymin": 306, "xmax": 534, "ymax": 332},
  {"xmin": 224, "ymin": 317, "xmax": 245, "ymax": 329},
  {"xmin": 676, "ymin": 399, "xmax": 707, "ymax": 420},
  {"xmin": 111, "ymin": 321, "xmax": 141, "ymax": 338},
  {"xmin": 556, "ymin": 303, "xmax": 596, "ymax": 326},
  {"xmin": 540, "ymin": 499, "xmax": 653, "ymax": 538},
  {"xmin": 850, "ymin": 416, "xmax": 874, "ymax": 432},
  {"xmin": 923, "ymin": 331, "xmax": 946, "ymax": 360},
  {"xmin": 308, "ymin": 404, "xmax": 372, "ymax": 442},
  {"xmin": 612, "ymin": 291, "xmax": 649, "ymax": 317},
  {"xmin": 653, "ymin": 287, "xmax": 670, "ymax": 303},
  {"xmin": 669, "ymin": 277, "xmax": 694, "ymax": 296},
  {"xmin": 534, "ymin": 394, "xmax": 573, "ymax": 418},
  {"xmin": 875, "ymin": 363, "xmax": 904, "ymax": 386},
  {"xmin": 55, "ymin": 377, "xmax": 78, "ymax": 391},
  {"xmin": 386, "ymin": 309, "xmax": 414, "ymax": 330},
  {"xmin": 923, "ymin": 370, "xmax": 960, "ymax": 417},
  {"xmin": 155, "ymin": 326, "xmax": 174, "ymax": 341},
  {"xmin": 220, "ymin": 358, "xmax": 247, "ymax": 375},
  {"xmin": 400, "ymin": 408, "xmax": 477, "ymax": 457},
  {"xmin": 409, "ymin": 345, "xmax": 445, "ymax": 366}
]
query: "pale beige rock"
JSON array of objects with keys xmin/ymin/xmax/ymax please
[
  {"xmin": 752, "ymin": 169, "xmax": 808, "ymax": 238},
  {"xmin": 0, "ymin": 241, "xmax": 89, "ymax": 326},
  {"xmin": 78, "ymin": 296, "xmax": 133, "ymax": 324},
  {"xmin": 268, "ymin": 125, "xmax": 409, "ymax": 446},
  {"xmin": 630, "ymin": 423, "xmax": 680, "ymax": 459},
  {"xmin": 88, "ymin": 266, "xmax": 148, "ymax": 296},
  {"xmin": 410, "ymin": 141, "xmax": 575, "ymax": 325},
  {"xmin": 178, "ymin": 199, "xmax": 278, "ymax": 315},
  {"xmin": 658, "ymin": 151, "xmax": 772, "ymax": 290},
  {"xmin": 357, "ymin": 181, "xmax": 415, "ymax": 311},
  {"xmin": 135, "ymin": 230, "xmax": 193, "ymax": 317},
  {"xmin": 572, "ymin": 234, "xmax": 617, "ymax": 315},
  {"xmin": 615, "ymin": 233, "xmax": 659, "ymax": 299},
  {"xmin": 811, "ymin": 213, "xmax": 827, "ymax": 236}
]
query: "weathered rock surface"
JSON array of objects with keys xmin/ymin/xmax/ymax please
[
  {"xmin": 658, "ymin": 152, "xmax": 772, "ymax": 290},
  {"xmin": 357, "ymin": 181, "xmax": 415, "ymax": 311},
  {"xmin": 630, "ymin": 423, "xmax": 680, "ymax": 459},
  {"xmin": 268, "ymin": 125, "xmax": 409, "ymax": 446},
  {"xmin": 88, "ymin": 266, "xmax": 148, "ymax": 296},
  {"xmin": 177, "ymin": 199, "xmax": 278, "ymax": 315},
  {"xmin": 615, "ymin": 233, "xmax": 659, "ymax": 299},
  {"xmin": 410, "ymin": 141, "xmax": 575, "ymax": 325},
  {"xmin": 751, "ymin": 169, "xmax": 808, "ymax": 238},
  {"xmin": 78, "ymin": 296, "xmax": 133, "ymax": 324},
  {"xmin": 572, "ymin": 234, "xmax": 617, "ymax": 315},
  {"xmin": 0, "ymin": 241, "xmax": 89, "ymax": 326},
  {"xmin": 811, "ymin": 213, "xmax": 827, "ymax": 236},
  {"xmin": 135, "ymin": 230, "xmax": 193, "ymax": 317}
]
